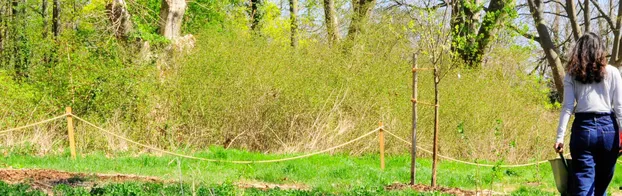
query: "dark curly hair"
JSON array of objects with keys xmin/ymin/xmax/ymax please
[{"xmin": 567, "ymin": 32, "xmax": 608, "ymax": 84}]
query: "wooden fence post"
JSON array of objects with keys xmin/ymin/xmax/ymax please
[
  {"xmin": 410, "ymin": 53, "xmax": 418, "ymax": 185},
  {"xmin": 379, "ymin": 121, "xmax": 385, "ymax": 170},
  {"xmin": 431, "ymin": 65, "xmax": 440, "ymax": 187},
  {"xmin": 66, "ymin": 107, "xmax": 77, "ymax": 160}
]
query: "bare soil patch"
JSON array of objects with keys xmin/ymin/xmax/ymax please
[
  {"xmin": 0, "ymin": 169, "xmax": 163, "ymax": 195},
  {"xmin": 0, "ymin": 169, "xmax": 309, "ymax": 194},
  {"xmin": 386, "ymin": 183, "xmax": 506, "ymax": 196}
]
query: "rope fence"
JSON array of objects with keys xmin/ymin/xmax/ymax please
[
  {"xmin": 382, "ymin": 129, "xmax": 566, "ymax": 168},
  {"xmin": 72, "ymin": 114, "xmax": 381, "ymax": 164},
  {"xmin": 0, "ymin": 114, "xmax": 67, "ymax": 135},
  {"xmin": 0, "ymin": 111, "xmax": 588, "ymax": 167}
]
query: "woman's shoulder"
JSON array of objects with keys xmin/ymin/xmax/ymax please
[{"xmin": 606, "ymin": 65, "xmax": 621, "ymax": 76}]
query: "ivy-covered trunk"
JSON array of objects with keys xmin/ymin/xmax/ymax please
[
  {"xmin": 450, "ymin": 0, "xmax": 514, "ymax": 67},
  {"xmin": 346, "ymin": 0, "xmax": 376, "ymax": 41}
]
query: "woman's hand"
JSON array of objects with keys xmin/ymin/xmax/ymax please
[{"xmin": 554, "ymin": 143, "xmax": 564, "ymax": 153}]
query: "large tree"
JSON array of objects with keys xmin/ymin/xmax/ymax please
[
  {"xmin": 290, "ymin": 0, "xmax": 298, "ymax": 47},
  {"xmin": 106, "ymin": 0, "xmax": 133, "ymax": 40},
  {"xmin": 41, "ymin": 0, "xmax": 48, "ymax": 39},
  {"xmin": 347, "ymin": 0, "xmax": 376, "ymax": 41},
  {"xmin": 564, "ymin": 0, "xmax": 581, "ymax": 40},
  {"xmin": 159, "ymin": 0, "xmax": 187, "ymax": 39},
  {"xmin": 525, "ymin": 0, "xmax": 565, "ymax": 97},
  {"xmin": 53, "ymin": 0, "xmax": 60, "ymax": 38},
  {"xmin": 250, "ymin": 0, "xmax": 261, "ymax": 31},
  {"xmin": 0, "ymin": 1, "xmax": 6, "ymax": 55},
  {"xmin": 449, "ymin": 0, "xmax": 514, "ymax": 67},
  {"xmin": 12, "ymin": 0, "xmax": 28, "ymax": 79},
  {"xmin": 0, "ymin": 0, "xmax": 7, "ymax": 67},
  {"xmin": 324, "ymin": 0, "xmax": 340, "ymax": 45}
]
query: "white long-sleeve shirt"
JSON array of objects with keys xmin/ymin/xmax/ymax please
[{"xmin": 557, "ymin": 65, "xmax": 622, "ymax": 143}]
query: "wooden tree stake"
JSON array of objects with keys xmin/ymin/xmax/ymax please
[
  {"xmin": 66, "ymin": 107, "xmax": 77, "ymax": 160},
  {"xmin": 410, "ymin": 53, "xmax": 418, "ymax": 185},
  {"xmin": 379, "ymin": 121, "xmax": 385, "ymax": 170}
]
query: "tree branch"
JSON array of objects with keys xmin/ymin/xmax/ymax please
[
  {"xmin": 554, "ymin": 35, "xmax": 572, "ymax": 49},
  {"xmin": 509, "ymin": 25, "xmax": 541, "ymax": 43},
  {"xmin": 543, "ymin": 11, "xmax": 568, "ymax": 17},
  {"xmin": 543, "ymin": 0, "xmax": 565, "ymax": 8},
  {"xmin": 589, "ymin": 0, "xmax": 615, "ymax": 29},
  {"xmin": 391, "ymin": 0, "xmax": 446, "ymax": 11},
  {"xmin": 580, "ymin": 15, "xmax": 614, "ymax": 26},
  {"xmin": 516, "ymin": 3, "xmax": 528, "ymax": 9},
  {"xmin": 564, "ymin": 0, "xmax": 582, "ymax": 40}
]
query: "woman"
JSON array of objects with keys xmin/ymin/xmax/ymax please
[{"xmin": 555, "ymin": 32, "xmax": 622, "ymax": 196}]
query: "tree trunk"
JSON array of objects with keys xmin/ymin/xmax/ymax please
[
  {"xmin": 12, "ymin": 0, "xmax": 19, "ymax": 72},
  {"xmin": 289, "ymin": 0, "xmax": 298, "ymax": 47},
  {"xmin": 528, "ymin": 0, "xmax": 565, "ymax": 99},
  {"xmin": 0, "ymin": 1, "xmax": 6, "ymax": 66},
  {"xmin": 12, "ymin": 0, "xmax": 27, "ymax": 79},
  {"xmin": 610, "ymin": 1, "xmax": 622, "ymax": 66},
  {"xmin": 553, "ymin": 2, "xmax": 560, "ymax": 44},
  {"xmin": 0, "ymin": 1, "xmax": 6, "ymax": 54},
  {"xmin": 466, "ymin": 0, "xmax": 481, "ymax": 40},
  {"xmin": 449, "ymin": 0, "xmax": 512, "ymax": 67},
  {"xmin": 250, "ymin": 0, "xmax": 260, "ymax": 31},
  {"xmin": 449, "ymin": 0, "xmax": 465, "ymax": 59},
  {"xmin": 159, "ymin": 0, "xmax": 186, "ymax": 40},
  {"xmin": 565, "ymin": 0, "xmax": 581, "ymax": 40},
  {"xmin": 583, "ymin": 0, "xmax": 590, "ymax": 32},
  {"xmin": 608, "ymin": 0, "xmax": 614, "ymax": 47},
  {"xmin": 346, "ymin": 0, "xmax": 376, "ymax": 41},
  {"xmin": 106, "ymin": 0, "xmax": 133, "ymax": 40},
  {"xmin": 53, "ymin": 0, "xmax": 60, "ymax": 38},
  {"xmin": 41, "ymin": 0, "xmax": 50, "ymax": 64},
  {"xmin": 471, "ymin": 0, "xmax": 510, "ymax": 66},
  {"xmin": 323, "ymin": 0, "xmax": 339, "ymax": 45},
  {"xmin": 42, "ymin": 0, "xmax": 48, "ymax": 38},
  {"xmin": 451, "ymin": 0, "xmax": 479, "ymax": 60}
]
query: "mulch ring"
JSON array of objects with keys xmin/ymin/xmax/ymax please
[
  {"xmin": 235, "ymin": 180, "xmax": 309, "ymax": 191},
  {"xmin": 386, "ymin": 183, "xmax": 505, "ymax": 196},
  {"xmin": 0, "ymin": 169, "xmax": 163, "ymax": 195}
]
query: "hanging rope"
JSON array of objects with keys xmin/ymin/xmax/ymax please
[
  {"xmin": 383, "ymin": 129, "xmax": 567, "ymax": 168},
  {"xmin": 0, "ymin": 114, "xmax": 67, "ymax": 135},
  {"xmin": 72, "ymin": 114, "xmax": 380, "ymax": 164}
]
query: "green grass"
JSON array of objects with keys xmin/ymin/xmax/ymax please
[
  {"xmin": 0, "ymin": 180, "xmax": 451, "ymax": 196},
  {"xmin": 4, "ymin": 146, "xmax": 611, "ymax": 195}
]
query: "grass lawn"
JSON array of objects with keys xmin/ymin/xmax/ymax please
[{"xmin": 1, "ymin": 146, "xmax": 621, "ymax": 195}]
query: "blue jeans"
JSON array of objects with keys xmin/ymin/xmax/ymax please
[{"xmin": 570, "ymin": 112, "xmax": 619, "ymax": 196}]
